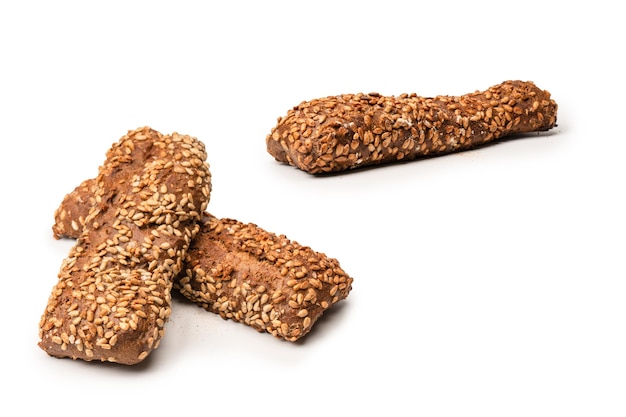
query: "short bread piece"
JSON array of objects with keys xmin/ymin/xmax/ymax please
[
  {"xmin": 176, "ymin": 214, "xmax": 353, "ymax": 341},
  {"xmin": 39, "ymin": 127, "xmax": 211, "ymax": 364},
  {"xmin": 266, "ymin": 80, "xmax": 558, "ymax": 174}
]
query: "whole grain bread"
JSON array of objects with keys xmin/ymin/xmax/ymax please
[
  {"xmin": 39, "ymin": 127, "xmax": 211, "ymax": 364},
  {"xmin": 266, "ymin": 80, "xmax": 558, "ymax": 174},
  {"xmin": 177, "ymin": 214, "xmax": 353, "ymax": 341}
]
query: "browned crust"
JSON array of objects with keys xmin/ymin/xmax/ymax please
[
  {"xmin": 52, "ymin": 178, "xmax": 97, "ymax": 239},
  {"xmin": 176, "ymin": 214, "xmax": 353, "ymax": 341},
  {"xmin": 39, "ymin": 127, "xmax": 211, "ymax": 365},
  {"xmin": 266, "ymin": 80, "xmax": 558, "ymax": 174},
  {"xmin": 53, "ymin": 188, "xmax": 354, "ymax": 342}
]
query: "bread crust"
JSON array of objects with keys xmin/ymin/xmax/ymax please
[
  {"xmin": 176, "ymin": 214, "xmax": 353, "ymax": 341},
  {"xmin": 39, "ymin": 127, "xmax": 211, "ymax": 364},
  {"xmin": 53, "ymin": 190, "xmax": 354, "ymax": 342},
  {"xmin": 266, "ymin": 80, "xmax": 558, "ymax": 174}
]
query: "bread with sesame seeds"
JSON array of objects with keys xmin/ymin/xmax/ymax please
[
  {"xmin": 176, "ymin": 214, "xmax": 353, "ymax": 341},
  {"xmin": 54, "ymin": 186, "xmax": 353, "ymax": 341},
  {"xmin": 266, "ymin": 80, "xmax": 558, "ymax": 174},
  {"xmin": 39, "ymin": 127, "xmax": 211, "ymax": 365}
]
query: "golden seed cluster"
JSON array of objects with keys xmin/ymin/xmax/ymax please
[{"xmin": 266, "ymin": 80, "xmax": 558, "ymax": 174}]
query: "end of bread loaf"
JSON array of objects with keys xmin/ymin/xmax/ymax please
[{"xmin": 52, "ymin": 178, "xmax": 97, "ymax": 239}]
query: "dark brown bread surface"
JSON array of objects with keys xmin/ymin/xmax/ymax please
[
  {"xmin": 54, "ymin": 185, "xmax": 353, "ymax": 342},
  {"xmin": 39, "ymin": 127, "xmax": 211, "ymax": 364},
  {"xmin": 177, "ymin": 214, "xmax": 353, "ymax": 341},
  {"xmin": 266, "ymin": 80, "xmax": 558, "ymax": 174},
  {"xmin": 52, "ymin": 177, "xmax": 97, "ymax": 239}
]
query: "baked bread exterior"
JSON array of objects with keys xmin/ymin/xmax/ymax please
[
  {"xmin": 266, "ymin": 80, "xmax": 558, "ymax": 174},
  {"xmin": 39, "ymin": 127, "xmax": 211, "ymax": 364},
  {"xmin": 54, "ymin": 187, "xmax": 353, "ymax": 342},
  {"xmin": 176, "ymin": 214, "xmax": 353, "ymax": 341}
]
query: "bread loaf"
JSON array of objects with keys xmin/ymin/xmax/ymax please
[
  {"xmin": 266, "ymin": 80, "xmax": 558, "ymax": 174},
  {"xmin": 177, "ymin": 214, "xmax": 353, "ymax": 341},
  {"xmin": 39, "ymin": 127, "xmax": 211, "ymax": 364}
]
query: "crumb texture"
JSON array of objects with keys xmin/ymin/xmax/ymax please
[{"xmin": 266, "ymin": 80, "xmax": 558, "ymax": 174}]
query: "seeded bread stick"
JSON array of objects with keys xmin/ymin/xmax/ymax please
[
  {"xmin": 176, "ymin": 214, "xmax": 353, "ymax": 341},
  {"xmin": 54, "ymin": 184, "xmax": 354, "ymax": 341},
  {"xmin": 266, "ymin": 80, "xmax": 558, "ymax": 174},
  {"xmin": 39, "ymin": 127, "xmax": 211, "ymax": 364}
]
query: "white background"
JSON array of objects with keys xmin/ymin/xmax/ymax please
[{"xmin": 1, "ymin": 1, "xmax": 624, "ymax": 415}]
